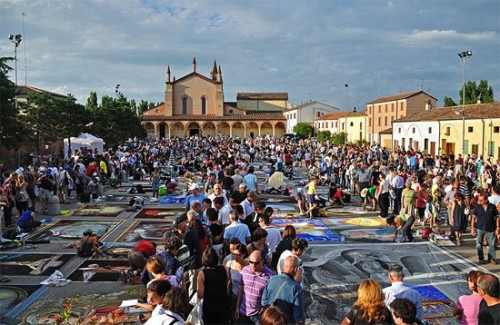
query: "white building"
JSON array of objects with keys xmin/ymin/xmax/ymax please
[
  {"xmin": 284, "ymin": 101, "xmax": 339, "ymax": 134},
  {"xmin": 393, "ymin": 119, "xmax": 440, "ymax": 157}
]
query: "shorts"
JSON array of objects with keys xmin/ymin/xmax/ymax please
[
  {"xmin": 40, "ymin": 188, "xmax": 52, "ymax": 200},
  {"xmin": 308, "ymin": 194, "xmax": 317, "ymax": 205}
]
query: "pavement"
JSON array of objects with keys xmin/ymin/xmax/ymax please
[{"xmin": 0, "ymin": 167, "xmax": 498, "ymax": 324}]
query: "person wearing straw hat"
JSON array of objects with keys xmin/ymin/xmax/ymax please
[{"xmin": 361, "ymin": 186, "xmax": 378, "ymax": 211}]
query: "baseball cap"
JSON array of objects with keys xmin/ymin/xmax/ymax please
[
  {"xmin": 189, "ymin": 183, "xmax": 200, "ymax": 191},
  {"xmin": 173, "ymin": 215, "xmax": 187, "ymax": 227}
]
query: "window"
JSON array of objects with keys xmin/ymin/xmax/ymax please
[
  {"xmin": 428, "ymin": 127, "xmax": 432, "ymax": 133},
  {"xmin": 350, "ymin": 122, "xmax": 354, "ymax": 127},
  {"xmin": 359, "ymin": 122, "xmax": 362, "ymax": 130},
  {"xmin": 378, "ymin": 117, "xmax": 381, "ymax": 126},
  {"xmin": 326, "ymin": 122, "xmax": 329, "ymax": 128},
  {"xmin": 398, "ymin": 127, "xmax": 401, "ymax": 134},
  {"xmin": 369, "ymin": 118, "xmax": 371, "ymax": 127},
  {"xmin": 201, "ymin": 96, "xmax": 207, "ymax": 115},
  {"xmin": 494, "ymin": 126, "xmax": 499, "ymax": 133},
  {"xmin": 182, "ymin": 96, "xmax": 187, "ymax": 115},
  {"xmin": 229, "ymin": 109, "xmax": 233, "ymax": 113},
  {"xmin": 412, "ymin": 127, "xmax": 416, "ymax": 134},
  {"xmin": 385, "ymin": 105, "xmax": 388, "ymax": 113},
  {"xmin": 316, "ymin": 112, "xmax": 321, "ymax": 118},
  {"xmin": 472, "ymin": 144, "xmax": 479, "ymax": 156},
  {"xmin": 488, "ymin": 141, "xmax": 494, "ymax": 156},
  {"xmin": 378, "ymin": 106, "xmax": 381, "ymax": 113},
  {"xmin": 445, "ymin": 127, "xmax": 451, "ymax": 136},
  {"xmin": 342, "ymin": 122, "xmax": 345, "ymax": 130},
  {"xmin": 468, "ymin": 126, "xmax": 473, "ymax": 133},
  {"xmin": 384, "ymin": 116, "xmax": 387, "ymax": 126}
]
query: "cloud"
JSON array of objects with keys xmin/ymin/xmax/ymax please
[{"xmin": 0, "ymin": 0, "xmax": 498, "ymax": 110}]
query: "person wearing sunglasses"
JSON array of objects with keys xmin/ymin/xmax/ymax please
[{"xmin": 236, "ymin": 251, "xmax": 274, "ymax": 323}]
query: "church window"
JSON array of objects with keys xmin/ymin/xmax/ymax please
[
  {"xmin": 201, "ymin": 96, "xmax": 207, "ymax": 115},
  {"xmin": 182, "ymin": 96, "xmax": 188, "ymax": 115}
]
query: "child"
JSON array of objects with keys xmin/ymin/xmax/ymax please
[
  {"xmin": 424, "ymin": 196, "xmax": 436, "ymax": 227},
  {"xmin": 136, "ymin": 280, "xmax": 172, "ymax": 320},
  {"xmin": 87, "ymin": 175, "xmax": 101, "ymax": 201}
]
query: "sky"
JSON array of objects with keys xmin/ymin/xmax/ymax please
[{"xmin": 0, "ymin": 0, "xmax": 499, "ymax": 110}]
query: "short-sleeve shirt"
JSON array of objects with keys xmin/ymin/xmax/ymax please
[
  {"xmin": 472, "ymin": 203, "xmax": 499, "ymax": 232},
  {"xmin": 240, "ymin": 265, "xmax": 274, "ymax": 316},
  {"xmin": 224, "ymin": 221, "xmax": 250, "ymax": 244}
]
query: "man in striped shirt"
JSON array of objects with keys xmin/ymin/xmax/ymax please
[{"xmin": 236, "ymin": 250, "xmax": 274, "ymax": 323}]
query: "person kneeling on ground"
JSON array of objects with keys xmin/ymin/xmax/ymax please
[
  {"xmin": 76, "ymin": 229, "xmax": 102, "ymax": 257},
  {"xmin": 17, "ymin": 209, "xmax": 41, "ymax": 232}
]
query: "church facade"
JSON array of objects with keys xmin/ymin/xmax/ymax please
[{"xmin": 142, "ymin": 58, "xmax": 287, "ymax": 139}]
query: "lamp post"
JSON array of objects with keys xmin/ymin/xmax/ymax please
[
  {"xmin": 458, "ymin": 50, "xmax": 472, "ymax": 155},
  {"xmin": 8, "ymin": 34, "xmax": 22, "ymax": 109}
]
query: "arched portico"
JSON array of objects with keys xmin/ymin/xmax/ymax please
[
  {"xmin": 260, "ymin": 122, "xmax": 273, "ymax": 137},
  {"xmin": 202, "ymin": 121, "xmax": 217, "ymax": 136}
]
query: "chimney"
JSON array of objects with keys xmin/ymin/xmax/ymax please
[
  {"xmin": 192, "ymin": 57, "xmax": 196, "ymax": 73},
  {"xmin": 425, "ymin": 100, "xmax": 432, "ymax": 111}
]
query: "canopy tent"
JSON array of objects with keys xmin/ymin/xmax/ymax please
[{"xmin": 64, "ymin": 133, "xmax": 105, "ymax": 156}]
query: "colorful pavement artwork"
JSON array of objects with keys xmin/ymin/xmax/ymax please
[
  {"xmin": 302, "ymin": 243, "xmax": 469, "ymax": 324},
  {"xmin": 327, "ymin": 217, "xmax": 387, "ymax": 228},
  {"xmin": 27, "ymin": 220, "xmax": 120, "ymax": 242},
  {"xmin": 414, "ymin": 285, "xmax": 457, "ymax": 324},
  {"xmin": 339, "ymin": 226, "xmax": 400, "ymax": 241},
  {"xmin": 0, "ymin": 253, "xmax": 74, "ymax": 276},
  {"xmin": 117, "ymin": 220, "xmax": 172, "ymax": 242},
  {"xmin": 271, "ymin": 218, "xmax": 340, "ymax": 242},
  {"xmin": 0, "ymin": 285, "xmax": 40, "ymax": 319},
  {"xmin": 16, "ymin": 287, "xmax": 146, "ymax": 324},
  {"xmin": 135, "ymin": 208, "xmax": 183, "ymax": 219},
  {"xmin": 71, "ymin": 204, "xmax": 125, "ymax": 217}
]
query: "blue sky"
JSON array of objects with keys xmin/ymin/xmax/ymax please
[{"xmin": 0, "ymin": 0, "xmax": 499, "ymax": 110}]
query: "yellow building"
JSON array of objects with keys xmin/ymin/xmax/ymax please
[
  {"xmin": 339, "ymin": 110, "xmax": 368, "ymax": 144},
  {"xmin": 393, "ymin": 102, "xmax": 500, "ymax": 158},
  {"xmin": 142, "ymin": 58, "xmax": 286, "ymax": 138},
  {"xmin": 439, "ymin": 103, "xmax": 500, "ymax": 158}
]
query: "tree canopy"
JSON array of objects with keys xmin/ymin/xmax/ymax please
[
  {"xmin": 293, "ymin": 123, "xmax": 313, "ymax": 138},
  {"xmin": 444, "ymin": 80, "xmax": 495, "ymax": 107}
]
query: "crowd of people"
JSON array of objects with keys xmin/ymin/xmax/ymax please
[{"xmin": 1, "ymin": 134, "xmax": 500, "ymax": 324}]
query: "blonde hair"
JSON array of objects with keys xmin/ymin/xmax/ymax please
[{"xmin": 354, "ymin": 279, "xmax": 388, "ymax": 323}]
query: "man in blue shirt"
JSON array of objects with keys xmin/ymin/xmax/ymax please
[
  {"xmin": 17, "ymin": 209, "xmax": 41, "ymax": 232},
  {"xmin": 184, "ymin": 183, "xmax": 205, "ymax": 212},
  {"xmin": 261, "ymin": 255, "xmax": 305, "ymax": 325}
]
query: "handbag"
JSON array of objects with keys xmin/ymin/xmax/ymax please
[{"xmin": 186, "ymin": 300, "xmax": 204, "ymax": 325}]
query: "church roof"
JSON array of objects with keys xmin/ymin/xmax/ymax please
[
  {"xmin": 237, "ymin": 93, "xmax": 288, "ymax": 100},
  {"xmin": 142, "ymin": 112, "xmax": 286, "ymax": 122}
]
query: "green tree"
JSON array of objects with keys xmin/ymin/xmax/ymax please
[
  {"xmin": 85, "ymin": 93, "xmax": 146, "ymax": 147},
  {"xmin": 19, "ymin": 92, "xmax": 89, "ymax": 155},
  {"xmin": 443, "ymin": 96, "xmax": 457, "ymax": 107},
  {"xmin": 293, "ymin": 123, "xmax": 313, "ymax": 138},
  {"xmin": 331, "ymin": 132, "xmax": 347, "ymax": 146},
  {"xmin": 317, "ymin": 130, "xmax": 331, "ymax": 142},
  {"xmin": 0, "ymin": 57, "xmax": 32, "ymax": 152},
  {"xmin": 445, "ymin": 80, "xmax": 495, "ymax": 106}
]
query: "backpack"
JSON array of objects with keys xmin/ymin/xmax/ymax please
[{"xmin": 77, "ymin": 237, "xmax": 94, "ymax": 257}]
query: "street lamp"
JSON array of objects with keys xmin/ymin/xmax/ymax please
[
  {"xmin": 457, "ymin": 50, "xmax": 472, "ymax": 155},
  {"xmin": 8, "ymin": 34, "xmax": 22, "ymax": 110}
]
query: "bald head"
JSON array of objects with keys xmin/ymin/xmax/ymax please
[{"xmin": 283, "ymin": 255, "xmax": 299, "ymax": 275}]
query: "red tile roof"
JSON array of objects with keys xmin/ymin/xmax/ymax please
[
  {"xmin": 367, "ymin": 90, "xmax": 437, "ymax": 104},
  {"xmin": 394, "ymin": 102, "xmax": 500, "ymax": 122},
  {"xmin": 17, "ymin": 85, "xmax": 69, "ymax": 99},
  {"xmin": 316, "ymin": 111, "xmax": 350, "ymax": 121},
  {"xmin": 237, "ymin": 93, "xmax": 288, "ymax": 100},
  {"xmin": 142, "ymin": 113, "xmax": 285, "ymax": 122}
]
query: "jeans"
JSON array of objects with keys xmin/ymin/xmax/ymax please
[
  {"xmin": 476, "ymin": 229, "xmax": 496, "ymax": 261},
  {"xmin": 400, "ymin": 215, "xmax": 415, "ymax": 242}
]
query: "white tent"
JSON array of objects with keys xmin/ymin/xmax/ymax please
[{"xmin": 64, "ymin": 133, "xmax": 105, "ymax": 157}]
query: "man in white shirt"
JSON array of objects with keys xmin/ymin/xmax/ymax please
[
  {"xmin": 213, "ymin": 196, "xmax": 232, "ymax": 227},
  {"xmin": 383, "ymin": 264, "xmax": 423, "ymax": 321},
  {"xmin": 240, "ymin": 191, "xmax": 258, "ymax": 219},
  {"xmin": 258, "ymin": 214, "xmax": 281, "ymax": 255}
]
